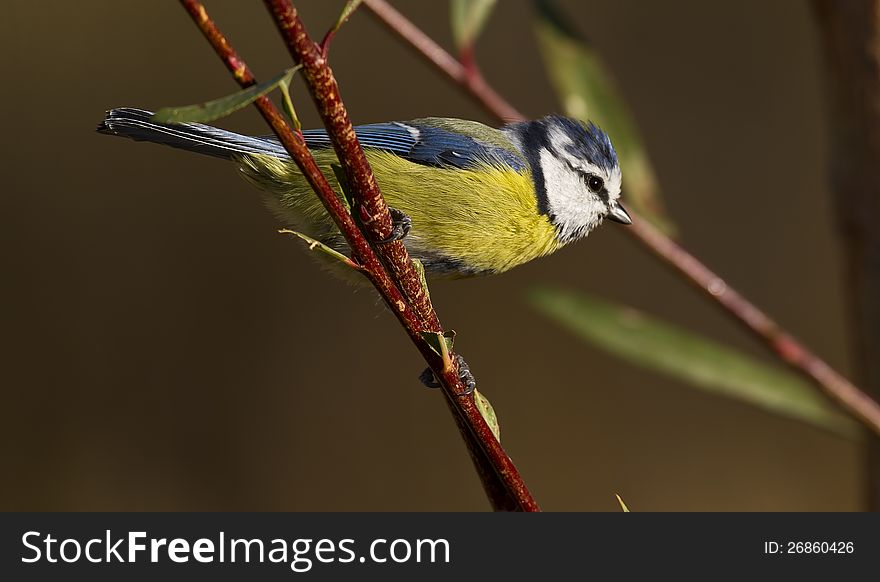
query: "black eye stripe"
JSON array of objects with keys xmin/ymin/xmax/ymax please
[
  {"xmin": 563, "ymin": 162, "xmax": 612, "ymax": 201},
  {"xmin": 579, "ymin": 172, "xmax": 608, "ymax": 203},
  {"xmin": 573, "ymin": 170, "xmax": 609, "ymax": 201}
]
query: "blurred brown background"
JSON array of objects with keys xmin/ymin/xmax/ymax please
[{"xmin": 1, "ymin": 1, "xmax": 858, "ymax": 510}]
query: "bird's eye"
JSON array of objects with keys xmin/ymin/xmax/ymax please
[{"xmin": 586, "ymin": 174, "xmax": 604, "ymax": 193}]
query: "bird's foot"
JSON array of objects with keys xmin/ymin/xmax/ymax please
[
  {"xmin": 376, "ymin": 207, "xmax": 412, "ymax": 244},
  {"xmin": 419, "ymin": 354, "xmax": 476, "ymax": 396}
]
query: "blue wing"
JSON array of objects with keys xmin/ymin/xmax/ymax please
[
  {"xmin": 298, "ymin": 122, "xmax": 526, "ymax": 172},
  {"xmin": 99, "ymin": 109, "xmax": 525, "ymax": 171}
]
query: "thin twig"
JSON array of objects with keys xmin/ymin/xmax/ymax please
[
  {"xmin": 363, "ymin": 0, "xmax": 522, "ymax": 122},
  {"xmin": 262, "ymin": 0, "xmax": 539, "ymax": 512},
  {"xmin": 179, "ymin": 0, "xmax": 408, "ymax": 325},
  {"xmin": 263, "ymin": 0, "xmax": 438, "ymax": 332},
  {"xmin": 362, "ymin": 0, "xmax": 880, "ymax": 436},
  {"xmin": 633, "ymin": 217, "xmax": 880, "ymax": 435},
  {"xmin": 319, "ymin": 29, "xmax": 336, "ymax": 56},
  {"xmin": 179, "ymin": 0, "xmax": 538, "ymax": 511}
]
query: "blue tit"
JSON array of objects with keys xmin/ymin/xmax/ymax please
[{"xmin": 98, "ymin": 108, "xmax": 630, "ymax": 278}]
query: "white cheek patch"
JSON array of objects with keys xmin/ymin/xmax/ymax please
[
  {"xmin": 539, "ymin": 147, "xmax": 606, "ymax": 243},
  {"xmin": 605, "ymin": 167, "xmax": 622, "ymax": 202}
]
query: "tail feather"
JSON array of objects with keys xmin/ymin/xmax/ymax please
[{"xmin": 97, "ymin": 107, "xmax": 290, "ymax": 161}]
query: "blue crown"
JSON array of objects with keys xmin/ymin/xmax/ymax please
[{"xmin": 545, "ymin": 115, "xmax": 619, "ymax": 174}]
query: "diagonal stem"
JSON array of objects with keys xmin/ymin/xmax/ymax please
[
  {"xmin": 364, "ymin": 0, "xmax": 523, "ymax": 121},
  {"xmin": 362, "ymin": 0, "xmax": 880, "ymax": 437},
  {"xmin": 262, "ymin": 0, "xmax": 438, "ymax": 332},
  {"xmin": 179, "ymin": 0, "xmax": 410, "ymax": 329},
  {"xmin": 179, "ymin": 0, "xmax": 538, "ymax": 511}
]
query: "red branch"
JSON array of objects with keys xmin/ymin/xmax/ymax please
[
  {"xmin": 263, "ymin": 0, "xmax": 439, "ymax": 332},
  {"xmin": 362, "ymin": 0, "xmax": 880, "ymax": 436},
  {"xmin": 179, "ymin": 0, "xmax": 538, "ymax": 511},
  {"xmin": 363, "ymin": 0, "xmax": 522, "ymax": 122},
  {"xmin": 179, "ymin": 0, "xmax": 410, "ymax": 330}
]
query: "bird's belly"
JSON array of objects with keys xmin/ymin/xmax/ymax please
[
  {"xmin": 240, "ymin": 150, "xmax": 562, "ymax": 277},
  {"xmin": 369, "ymin": 155, "xmax": 561, "ymax": 277}
]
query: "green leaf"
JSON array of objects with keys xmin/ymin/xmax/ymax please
[
  {"xmin": 278, "ymin": 77, "xmax": 301, "ymax": 131},
  {"xmin": 278, "ymin": 229, "xmax": 361, "ymax": 271},
  {"xmin": 529, "ymin": 288, "xmax": 860, "ymax": 439},
  {"xmin": 532, "ymin": 0, "xmax": 676, "ymax": 235},
  {"xmin": 152, "ymin": 67, "xmax": 299, "ymax": 125},
  {"xmin": 332, "ymin": 0, "xmax": 363, "ymax": 34},
  {"xmin": 474, "ymin": 389, "xmax": 501, "ymax": 442},
  {"xmin": 451, "ymin": 0, "xmax": 497, "ymax": 52},
  {"xmin": 412, "ymin": 258, "xmax": 432, "ymax": 302},
  {"xmin": 421, "ymin": 331, "xmax": 456, "ymax": 365}
]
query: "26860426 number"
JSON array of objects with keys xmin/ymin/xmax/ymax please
[{"xmin": 786, "ymin": 542, "xmax": 853, "ymax": 554}]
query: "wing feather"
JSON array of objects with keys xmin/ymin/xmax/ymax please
[{"xmin": 297, "ymin": 122, "xmax": 526, "ymax": 172}]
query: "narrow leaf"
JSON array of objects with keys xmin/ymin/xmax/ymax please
[
  {"xmin": 421, "ymin": 331, "xmax": 456, "ymax": 367},
  {"xmin": 152, "ymin": 67, "xmax": 298, "ymax": 124},
  {"xmin": 532, "ymin": 0, "xmax": 675, "ymax": 235},
  {"xmin": 279, "ymin": 229, "xmax": 361, "ymax": 271},
  {"xmin": 279, "ymin": 76, "xmax": 301, "ymax": 131},
  {"xmin": 475, "ymin": 389, "xmax": 501, "ymax": 442},
  {"xmin": 411, "ymin": 258, "xmax": 432, "ymax": 302},
  {"xmin": 332, "ymin": 0, "xmax": 363, "ymax": 34},
  {"xmin": 529, "ymin": 288, "xmax": 860, "ymax": 439},
  {"xmin": 451, "ymin": 0, "xmax": 497, "ymax": 52},
  {"xmin": 615, "ymin": 494, "xmax": 630, "ymax": 512}
]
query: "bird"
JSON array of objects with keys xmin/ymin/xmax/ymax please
[{"xmin": 97, "ymin": 108, "xmax": 630, "ymax": 278}]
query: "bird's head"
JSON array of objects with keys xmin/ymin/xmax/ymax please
[{"xmin": 505, "ymin": 115, "xmax": 630, "ymax": 243}]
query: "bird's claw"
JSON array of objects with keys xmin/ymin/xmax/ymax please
[
  {"xmin": 376, "ymin": 207, "xmax": 412, "ymax": 244},
  {"xmin": 456, "ymin": 356, "xmax": 476, "ymax": 395},
  {"xmin": 419, "ymin": 367, "xmax": 441, "ymax": 389},
  {"xmin": 419, "ymin": 354, "xmax": 476, "ymax": 396}
]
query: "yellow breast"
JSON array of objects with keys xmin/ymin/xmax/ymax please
[
  {"xmin": 365, "ymin": 150, "xmax": 562, "ymax": 276},
  {"xmin": 239, "ymin": 149, "xmax": 563, "ymax": 277}
]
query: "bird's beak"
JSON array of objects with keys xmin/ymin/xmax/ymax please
[{"xmin": 607, "ymin": 201, "xmax": 632, "ymax": 225}]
